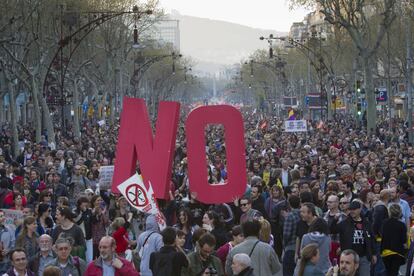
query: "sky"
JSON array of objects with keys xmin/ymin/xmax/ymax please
[{"xmin": 157, "ymin": 0, "xmax": 310, "ymax": 32}]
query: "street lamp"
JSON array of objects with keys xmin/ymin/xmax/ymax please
[
  {"xmin": 132, "ymin": 25, "xmax": 145, "ymax": 49},
  {"xmin": 43, "ymin": 4, "xmax": 154, "ymax": 132},
  {"xmin": 260, "ymin": 33, "xmax": 334, "ymax": 120}
]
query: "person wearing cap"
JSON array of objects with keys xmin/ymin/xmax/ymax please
[{"xmin": 330, "ymin": 200, "xmax": 376, "ymax": 275}]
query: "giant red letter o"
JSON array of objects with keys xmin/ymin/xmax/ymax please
[{"xmin": 186, "ymin": 105, "xmax": 246, "ymax": 204}]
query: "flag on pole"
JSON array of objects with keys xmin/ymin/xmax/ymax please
[
  {"xmin": 288, "ymin": 108, "xmax": 296, "ymax": 120},
  {"xmin": 117, "ymin": 173, "xmax": 166, "ymax": 230}
]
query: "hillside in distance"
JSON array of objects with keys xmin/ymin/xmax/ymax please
[{"xmin": 169, "ymin": 11, "xmax": 287, "ymax": 72}]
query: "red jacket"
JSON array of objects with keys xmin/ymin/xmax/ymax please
[
  {"xmin": 85, "ymin": 256, "xmax": 139, "ymax": 276},
  {"xmin": 112, "ymin": 226, "xmax": 129, "ymax": 254}
]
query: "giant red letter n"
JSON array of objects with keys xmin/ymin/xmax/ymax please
[
  {"xmin": 185, "ymin": 105, "xmax": 246, "ymax": 204},
  {"xmin": 112, "ymin": 98, "xmax": 180, "ymax": 199}
]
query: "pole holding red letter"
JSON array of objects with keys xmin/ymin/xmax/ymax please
[{"xmin": 186, "ymin": 105, "xmax": 246, "ymax": 204}]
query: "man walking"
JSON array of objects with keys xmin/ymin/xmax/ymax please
[{"xmin": 85, "ymin": 236, "xmax": 138, "ymax": 276}]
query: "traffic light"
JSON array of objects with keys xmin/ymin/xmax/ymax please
[
  {"xmin": 357, "ymin": 102, "xmax": 362, "ymax": 115},
  {"xmin": 356, "ymin": 80, "xmax": 361, "ymax": 93}
]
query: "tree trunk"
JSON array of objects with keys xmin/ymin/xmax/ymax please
[
  {"xmin": 39, "ymin": 93, "xmax": 56, "ymax": 147},
  {"xmin": 363, "ymin": 55, "xmax": 376, "ymax": 134},
  {"xmin": 7, "ymin": 80, "xmax": 19, "ymax": 158},
  {"xmin": 31, "ymin": 77, "xmax": 42, "ymax": 143},
  {"xmin": 72, "ymin": 79, "xmax": 81, "ymax": 138}
]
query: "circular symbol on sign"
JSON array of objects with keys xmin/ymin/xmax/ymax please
[{"xmin": 126, "ymin": 184, "xmax": 149, "ymax": 207}]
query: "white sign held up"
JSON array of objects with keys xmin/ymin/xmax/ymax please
[
  {"xmin": 98, "ymin": 166, "xmax": 115, "ymax": 190},
  {"xmin": 284, "ymin": 120, "xmax": 308, "ymax": 132},
  {"xmin": 117, "ymin": 173, "xmax": 166, "ymax": 230}
]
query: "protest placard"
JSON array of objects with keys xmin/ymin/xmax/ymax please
[{"xmin": 99, "ymin": 165, "xmax": 114, "ymax": 190}]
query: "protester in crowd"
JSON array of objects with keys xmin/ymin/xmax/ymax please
[
  {"xmin": 389, "ymin": 187, "xmax": 411, "ymax": 230},
  {"xmin": 51, "ymin": 207, "xmax": 86, "ymax": 259},
  {"xmin": 0, "ymin": 209, "xmax": 16, "ymax": 273},
  {"xmin": 239, "ymin": 196, "xmax": 263, "ymax": 224},
  {"xmin": 330, "ymin": 200, "xmax": 375, "ymax": 275},
  {"xmin": 136, "ymin": 214, "xmax": 163, "ymax": 276},
  {"xmin": 45, "ymin": 237, "xmax": 87, "ymax": 276},
  {"xmin": 36, "ymin": 203, "xmax": 54, "ymax": 236},
  {"xmin": 202, "ymin": 210, "xmax": 228, "ymax": 249},
  {"xmin": 250, "ymin": 184, "xmax": 267, "ymax": 218},
  {"xmin": 173, "ymin": 208, "xmax": 199, "ymax": 251},
  {"xmin": 42, "ymin": 266, "xmax": 61, "ymax": 276},
  {"xmin": 3, "ymin": 249, "xmax": 34, "ymax": 276},
  {"xmin": 381, "ymin": 203, "xmax": 407, "ymax": 276},
  {"xmin": 216, "ymin": 225, "xmax": 244, "ymax": 268},
  {"xmin": 111, "ymin": 214, "xmax": 134, "ymax": 257},
  {"xmin": 28, "ymin": 234, "xmax": 55, "ymax": 276},
  {"xmin": 296, "ymin": 202, "xmax": 318, "ymax": 261},
  {"xmin": 258, "ymin": 218, "xmax": 273, "ymax": 246},
  {"xmin": 326, "ymin": 249, "xmax": 359, "ymax": 276},
  {"xmin": 15, "ymin": 216, "xmax": 38, "ymax": 258},
  {"xmin": 85, "ymin": 236, "xmax": 139, "ymax": 276},
  {"xmin": 90, "ymin": 194, "xmax": 110, "ymax": 259},
  {"xmin": 225, "ymin": 220, "xmax": 281, "ymax": 276},
  {"xmin": 149, "ymin": 227, "xmax": 188, "ymax": 276},
  {"xmin": 183, "ymin": 233, "xmax": 224, "ymax": 276},
  {"xmin": 73, "ymin": 196, "xmax": 93, "ymax": 262},
  {"xmin": 297, "ymin": 243, "xmax": 324, "ymax": 276},
  {"xmin": 300, "ymin": 218, "xmax": 331, "ymax": 273},
  {"xmin": 283, "ymin": 195, "xmax": 301, "ymax": 276},
  {"xmin": 230, "ymin": 253, "xmax": 255, "ymax": 276}
]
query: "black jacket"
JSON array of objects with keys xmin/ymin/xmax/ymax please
[
  {"xmin": 330, "ymin": 215, "xmax": 375, "ymax": 260},
  {"xmin": 149, "ymin": 245, "xmax": 188, "ymax": 276},
  {"xmin": 372, "ymin": 203, "xmax": 388, "ymax": 239},
  {"xmin": 381, "ymin": 218, "xmax": 407, "ymax": 257},
  {"xmin": 238, "ymin": 267, "xmax": 255, "ymax": 276}
]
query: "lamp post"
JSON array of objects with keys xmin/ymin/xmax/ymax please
[
  {"xmin": 43, "ymin": 4, "xmax": 153, "ymax": 132},
  {"xmin": 260, "ymin": 33, "xmax": 333, "ymax": 120},
  {"xmin": 131, "ymin": 51, "xmax": 183, "ymax": 97}
]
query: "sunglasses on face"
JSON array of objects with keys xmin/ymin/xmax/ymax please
[{"xmin": 240, "ymin": 203, "xmax": 249, "ymax": 207}]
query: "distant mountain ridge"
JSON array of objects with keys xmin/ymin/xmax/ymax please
[{"xmin": 168, "ymin": 11, "xmax": 287, "ymax": 73}]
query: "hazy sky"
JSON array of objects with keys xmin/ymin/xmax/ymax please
[{"xmin": 158, "ymin": 0, "xmax": 310, "ymax": 32}]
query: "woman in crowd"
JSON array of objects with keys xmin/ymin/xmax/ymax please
[
  {"xmin": 36, "ymin": 203, "xmax": 54, "ymax": 235},
  {"xmin": 174, "ymin": 208, "xmax": 199, "ymax": 251},
  {"xmin": 216, "ymin": 225, "xmax": 244, "ymax": 269},
  {"xmin": 10, "ymin": 191, "xmax": 26, "ymax": 211},
  {"xmin": 301, "ymin": 218, "xmax": 331, "ymax": 274},
  {"xmin": 259, "ymin": 218, "xmax": 273, "ymax": 246},
  {"xmin": 73, "ymin": 196, "xmax": 93, "ymax": 263},
  {"xmin": 90, "ymin": 194, "xmax": 110, "ymax": 258},
  {"xmin": 381, "ymin": 203, "xmax": 407, "ymax": 276},
  {"xmin": 16, "ymin": 216, "xmax": 39, "ymax": 257},
  {"xmin": 202, "ymin": 210, "xmax": 228, "ymax": 249},
  {"xmin": 298, "ymin": 243, "xmax": 325, "ymax": 276},
  {"xmin": 264, "ymin": 185, "xmax": 284, "ymax": 219}
]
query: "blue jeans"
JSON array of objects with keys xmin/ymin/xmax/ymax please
[
  {"xmin": 283, "ymin": 250, "xmax": 295, "ymax": 276},
  {"xmin": 372, "ymin": 241, "xmax": 386, "ymax": 276}
]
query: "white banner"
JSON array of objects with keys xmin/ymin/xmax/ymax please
[
  {"xmin": 117, "ymin": 173, "xmax": 166, "ymax": 230},
  {"xmin": 98, "ymin": 166, "xmax": 114, "ymax": 190},
  {"xmin": 284, "ymin": 120, "xmax": 308, "ymax": 132},
  {"xmin": 2, "ymin": 209, "xmax": 24, "ymax": 231}
]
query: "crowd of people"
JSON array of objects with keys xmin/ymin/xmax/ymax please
[{"xmin": 0, "ymin": 109, "xmax": 412, "ymax": 276}]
